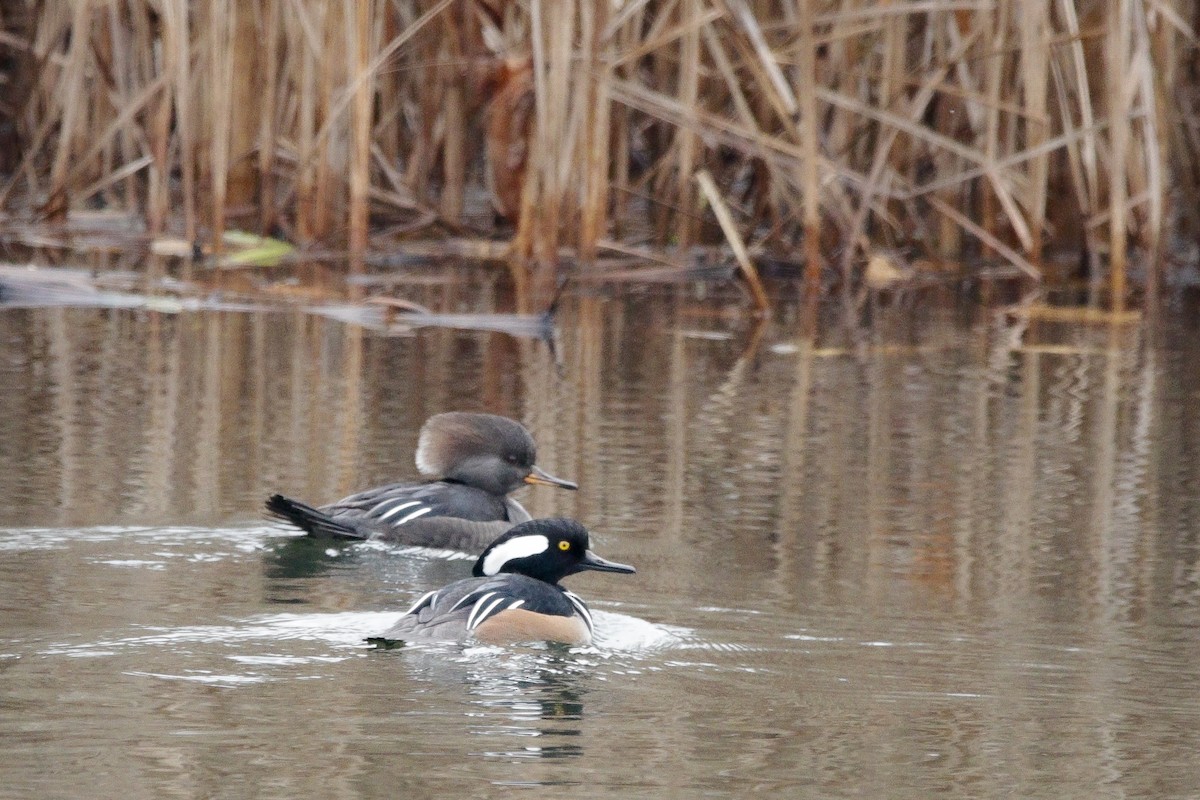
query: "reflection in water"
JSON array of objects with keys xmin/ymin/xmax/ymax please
[
  {"xmin": 263, "ymin": 536, "xmax": 348, "ymax": 582},
  {"xmin": 400, "ymin": 649, "xmax": 590, "ymax": 766},
  {"xmin": 261, "ymin": 536, "xmax": 357, "ymax": 604},
  {"xmin": 2, "ymin": 288, "xmax": 1200, "ymax": 796}
]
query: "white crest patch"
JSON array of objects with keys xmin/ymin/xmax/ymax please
[
  {"xmin": 480, "ymin": 534, "xmax": 549, "ymax": 576},
  {"xmin": 414, "ymin": 428, "xmax": 437, "ymax": 476}
]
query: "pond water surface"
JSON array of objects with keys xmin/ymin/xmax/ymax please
[{"xmin": 2, "ymin": 282, "xmax": 1200, "ymax": 798}]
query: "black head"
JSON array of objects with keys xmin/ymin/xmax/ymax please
[
  {"xmin": 472, "ymin": 518, "xmax": 636, "ymax": 584},
  {"xmin": 414, "ymin": 412, "xmax": 578, "ymax": 496}
]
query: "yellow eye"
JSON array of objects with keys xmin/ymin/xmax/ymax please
[{"xmin": 558, "ymin": 540, "xmax": 571, "ymax": 551}]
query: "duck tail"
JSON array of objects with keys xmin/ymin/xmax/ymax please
[{"xmin": 265, "ymin": 494, "xmax": 369, "ymax": 540}]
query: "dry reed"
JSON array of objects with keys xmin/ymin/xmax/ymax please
[{"xmin": 0, "ymin": 0, "xmax": 1192, "ymax": 310}]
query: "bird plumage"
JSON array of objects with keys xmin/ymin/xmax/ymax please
[
  {"xmin": 266, "ymin": 413, "xmax": 575, "ymax": 551},
  {"xmin": 371, "ymin": 518, "xmax": 635, "ymax": 646}
]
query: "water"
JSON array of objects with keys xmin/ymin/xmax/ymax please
[{"xmin": 2, "ymin": 288, "xmax": 1200, "ymax": 798}]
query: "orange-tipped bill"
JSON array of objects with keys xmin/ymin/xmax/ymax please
[{"xmin": 524, "ymin": 465, "xmax": 578, "ymax": 490}]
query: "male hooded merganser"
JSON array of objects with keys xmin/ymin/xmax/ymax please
[
  {"xmin": 372, "ymin": 518, "xmax": 635, "ymax": 646},
  {"xmin": 266, "ymin": 412, "xmax": 577, "ymax": 552}
]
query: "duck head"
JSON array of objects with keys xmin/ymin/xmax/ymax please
[
  {"xmin": 415, "ymin": 412, "xmax": 578, "ymax": 496},
  {"xmin": 473, "ymin": 518, "xmax": 636, "ymax": 584}
]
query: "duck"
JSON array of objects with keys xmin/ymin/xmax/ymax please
[
  {"xmin": 266, "ymin": 412, "xmax": 577, "ymax": 552},
  {"xmin": 370, "ymin": 518, "xmax": 635, "ymax": 646}
]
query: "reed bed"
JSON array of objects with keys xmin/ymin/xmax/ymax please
[{"xmin": 0, "ymin": 1, "xmax": 1192, "ymax": 308}]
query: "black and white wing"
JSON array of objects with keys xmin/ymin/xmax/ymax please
[{"xmin": 376, "ymin": 575, "xmax": 580, "ymax": 643}]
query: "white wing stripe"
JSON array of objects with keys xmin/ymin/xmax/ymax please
[
  {"xmin": 393, "ymin": 507, "xmax": 434, "ymax": 527},
  {"xmin": 402, "ymin": 589, "xmax": 438, "ymax": 616},
  {"xmin": 468, "ymin": 595, "xmax": 509, "ymax": 630},
  {"xmin": 563, "ymin": 590, "xmax": 594, "ymax": 636},
  {"xmin": 451, "ymin": 590, "xmax": 493, "ymax": 614},
  {"xmin": 374, "ymin": 499, "xmax": 421, "ymax": 521}
]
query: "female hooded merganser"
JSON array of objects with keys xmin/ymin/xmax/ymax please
[
  {"xmin": 266, "ymin": 412, "xmax": 577, "ymax": 552},
  {"xmin": 372, "ymin": 518, "xmax": 635, "ymax": 646}
]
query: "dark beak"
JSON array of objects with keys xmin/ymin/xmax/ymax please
[
  {"xmin": 524, "ymin": 464, "xmax": 578, "ymax": 491},
  {"xmin": 578, "ymin": 549, "xmax": 636, "ymax": 574}
]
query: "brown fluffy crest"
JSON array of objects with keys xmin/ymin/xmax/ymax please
[{"xmin": 414, "ymin": 412, "xmax": 534, "ymax": 478}]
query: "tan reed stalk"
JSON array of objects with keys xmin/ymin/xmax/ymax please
[
  {"xmin": 879, "ymin": 0, "xmax": 904, "ymax": 118},
  {"xmin": 1136, "ymin": 2, "xmax": 1167, "ymax": 297},
  {"xmin": 579, "ymin": 0, "xmax": 612, "ymax": 264},
  {"xmin": 229, "ymin": 6, "xmax": 260, "ymax": 211},
  {"xmin": 1019, "ymin": 0, "xmax": 1049, "ymax": 262},
  {"xmin": 45, "ymin": 0, "xmax": 92, "ymax": 220},
  {"xmin": 348, "ymin": 0, "xmax": 374, "ymax": 263},
  {"xmin": 725, "ymin": 0, "xmax": 796, "ymax": 118},
  {"xmin": 928, "ymin": 194, "xmax": 1040, "ymax": 280},
  {"xmin": 439, "ymin": 9, "xmax": 465, "ymax": 222},
  {"xmin": 148, "ymin": 1, "xmax": 176, "ymax": 234},
  {"xmin": 1057, "ymin": 0, "xmax": 1100, "ymax": 222},
  {"xmin": 702, "ymin": 14, "xmax": 788, "ymax": 230},
  {"xmin": 403, "ymin": 30, "xmax": 434, "ymax": 199},
  {"xmin": 206, "ymin": 0, "xmax": 234, "ymax": 254},
  {"xmin": 1107, "ymin": 0, "xmax": 1131, "ymax": 311},
  {"xmin": 1048, "ymin": 54, "xmax": 1093, "ymax": 253},
  {"xmin": 110, "ymin": 2, "xmax": 140, "ymax": 211},
  {"xmin": 825, "ymin": 0, "xmax": 863, "ymax": 173},
  {"xmin": 374, "ymin": 9, "xmax": 400, "ymax": 169},
  {"xmin": 701, "ymin": 23, "xmax": 757, "ymax": 146},
  {"xmin": 551, "ymin": 1, "xmax": 579, "ymax": 248},
  {"xmin": 814, "ymin": 80, "xmax": 1032, "ymax": 253},
  {"xmin": 89, "ymin": 8, "xmax": 113, "ymax": 209},
  {"xmin": 609, "ymin": 3, "xmax": 640, "ymax": 236},
  {"xmin": 643, "ymin": 4, "xmax": 687, "ymax": 244},
  {"xmin": 1047, "ymin": 8, "xmax": 1099, "ymax": 287},
  {"xmin": 513, "ymin": 0, "xmax": 545, "ymax": 284},
  {"xmin": 167, "ymin": 0, "xmax": 196, "ymax": 241},
  {"xmin": 2, "ymin": 0, "xmax": 1193, "ymax": 311},
  {"xmin": 62, "ymin": 76, "xmax": 166, "ymax": 200},
  {"xmin": 839, "ymin": 26, "xmax": 983, "ymax": 290},
  {"xmin": 514, "ymin": 0, "xmax": 545, "ymax": 266},
  {"xmin": 382, "ymin": 1, "xmax": 462, "ymax": 205},
  {"xmin": 517, "ymin": 0, "xmax": 576, "ymax": 291},
  {"xmin": 258, "ymin": 0, "xmax": 282, "ymax": 234},
  {"xmin": 76, "ymin": 156, "xmax": 153, "ymax": 207},
  {"xmin": 931, "ymin": 15, "xmax": 962, "ymax": 260},
  {"xmin": 440, "ymin": 77, "xmax": 466, "ymax": 223},
  {"xmin": 796, "ymin": 0, "xmax": 821, "ymax": 303},
  {"xmin": 1146, "ymin": 6, "xmax": 1175, "ymax": 300},
  {"xmin": 696, "ymin": 169, "xmax": 769, "ymax": 311},
  {"xmin": 674, "ymin": 0, "xmax": 702, "ymax": 248},
  {"xmin": 293, "ymin": 1, "xmax": 320, "ymax": 242},
  {"xmin": 312, "ymin": 3, "xmax": 340, "ymax": 242},
  {"xmin": 978, "ymin": 1, "xmax": 1006, "ymax": 257}
]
